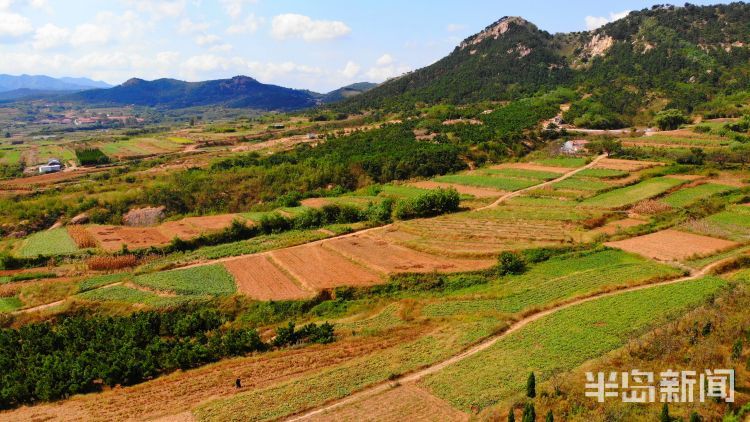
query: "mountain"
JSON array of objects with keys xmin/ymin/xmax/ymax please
[
  {"xmin": 0, "ymin": 74, "xmax": 111, "ymax": 92},
  {"xmin": 0, "ymin": 89, "xmax": 76, "ymax": 102},
  {"xmin": 320, "ymin": 82, "xmax": 378, "ymax": 103},
  {"xmin": 68, "ymin": 76, "xmax": 319, "ymax": 111},
  {"xmin": 337, "ymin": 3, "xmax": 750, "ymax": 125}
]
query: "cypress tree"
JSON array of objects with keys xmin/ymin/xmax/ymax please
[
  {"xmin": 527, "ymin": 372, "xmax": 536, "ymax": 398},
  {"xmin": 545, "ymin": 410, "xmax": 554, "ymax": 422},
  {"xmin": 689, "ymin": 411, "xmax": 702, "ymax": 422},
  {"xmin": 660, "ymin": 403, "xmax": 671, "ymax": 422},
  {"xmin": 508, "ymin": 408, "xmax": 516, "ymax": 422},
  {"xmin": 522, "ymin": 403, "xmax": 536, "ymax": 422}
]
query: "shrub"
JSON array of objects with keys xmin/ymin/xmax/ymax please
[
  {"xmin": 271, "ymin": 321, "xmax": 335, "ymax": 347},
  {"xmin": 394, "ymin": 188, "xmax": 460, "ymax": 220},
  {"xmin": 654, "ymin": 109, "xmax": 690, "ymax": 131},
  {"xmin": 497, "ymin": 252, "xmax": 527, "ymax": 276}
]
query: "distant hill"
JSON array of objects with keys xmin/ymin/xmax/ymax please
[
  {"xmin": 0, "ymin": 74, "xmax": 111, "ymax": 92},
  {"xmin": 67, "ymin": 76, "xmax": 320, "ymax": 111},
  {"xmin": 337, "ymin": 3, "xmax": 750, "ymax": 125},
  {"xmin": 0, "ymin": 88, "xmax": 76, "ymax": 102},
  {"xmin": 320, "ymin": 82, "xmax": 378, "ymax": 103}
]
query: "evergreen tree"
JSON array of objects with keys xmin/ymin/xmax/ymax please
[
  {"xmin": 689, "ymin": 411, "xmax": 702, "ymax": 422},
  {"xmin": 508, "ymin": 409, "xmax": 516, "ymax": 422},
  {"xmin": 545, "ymin": 410, "xmax": 554, "ymax": 422},
  {"xmin": 522, "ymin": 403, "xmax": 536, "ymax": 422},
  {"xmin": 526, "ymin": 372, "xmax": 536, "ymax": 398},
  {"xmin": 660, "ymin": 403, "xmax": 671, "ymax": 422}
]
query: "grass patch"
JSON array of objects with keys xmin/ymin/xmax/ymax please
[
  {"xmin": 552, "ymin": 177, "xmax": 611, "ymax": 192},
  {"xmin": 434, "ymin": 175, "xmax": 538, "ymax": 191},
  {"xmin": 0, "ymin": 296, "xmax": 22, "ymax": 312},
  {"xmin": 582, "ymin": 177, "xmax": 686, "ymax": 208},
  {"xmin": 661, "ymin": 183, "xmax": 735, "ymax": 208},
  {"xmin": 133, "ymin": 264, "xmax": 236, "ymax": 296},
  {"xmin": 78, "ymin": 273, "xmax": 131, "ymax": 292},
  {"xmin": 420, "ymin": 276, "xmax": 727, "ymax": 412},
  {"xmin": 18, "ymin": 228, "xmax": 79, "ymax": 257},
  {"xmin": 378, "ymin": 184, "xmax": 432, "ymax": 199},
  {"xmin": 76, "ymin": 285, "xmax": 194, "ymax": 307}
]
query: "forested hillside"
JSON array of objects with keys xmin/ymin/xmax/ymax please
[{"xmin": 337, "ymin": 3, "xmax": 750, "ymax": 127}]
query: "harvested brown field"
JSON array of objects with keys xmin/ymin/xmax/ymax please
[
  {"xmin": 593, "ymin": 158, "xmax": 663, "ymax": 171},
  {"xmin": 605, "ymin": 229, "xmax": 738, "ymax": 261},
  {"xmin": 630, "ymin": 199, "xmax": 673, "ymax": 215},
  {"xmin": 301, "ymin": 197, "xmax": 332, "ymax": 208},
  {"xmin": 224, "ymin": 255, "xmax": 313, "ymax": 300},
  {"xmin": 324, "ymin": 232, "xmax": 494, "ymax": 273},
  {"xmin": 87, "ymin": 225, "xmax": 170, "ymax": 251},
  {"xmin": 67, "ymin": 225, "xmax": 97, "ymax": 248},
  {"xmin": 491, "ymin": 162, "xmax": 568, "ymax": 173},
  {"xmin": 86, "ymin": 254, "xmax": 138, "ymax": 271},
  {"xmin": 270, "ymin": 244, "xmax": 383, "ymax": 289},
  {"xmin": 409, "ymin": 181, "xmax": 505, "ymax": 198},
  {"xmin": 306, "ymin": 384, "xmax": 468, "ymax": 422}
]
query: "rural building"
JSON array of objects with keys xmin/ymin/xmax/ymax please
[
  {"xmin": 272, "ymin": 123, "xmax": 285, "ymax": 129},
  {"xmin": 560, "ymin": 139, "xmax": 589, "ymax": 154},
  {"xmin": 39, "ymin": 158, "xmax": 62, "ymax": 174}
]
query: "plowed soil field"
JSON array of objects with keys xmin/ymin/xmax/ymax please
[
  {"xmin": 605, "ymin": 229, "xmax": 737, "ymax": 261},
  {"xmin": 224, "ymin": 255, "xmax": 313, "ymax": 300}
]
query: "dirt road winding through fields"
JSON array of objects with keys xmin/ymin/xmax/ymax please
[{"xmin": 284, "ymin": 257, "xmax": 724, "ymax": 421}]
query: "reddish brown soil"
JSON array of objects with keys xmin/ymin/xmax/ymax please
[
  {"xmin": 408, "ymin": 181, "xmax": 505, "ymax": 198},
  {"xmin": 87, "ymin": 225, "xmax": 170, "ymax": 251},
  {"xmin": 605, "ymin": 229, "xmax": 738, "ymax": 261},
  {"xmin": 305, "ymin": 384, "xmax": 469, "ymax": 422},
  {"xmin": 223, "ymin": 255, "xmax": 313, "ymax": 300},
  {"xmin": 270, "ymin": 244, "xmax": 384, "ymax": 289},
  {"xmin": 323, "ymin": 233, "xmax": 494, "ymax": 274}
]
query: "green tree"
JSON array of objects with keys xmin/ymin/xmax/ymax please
[
  {"xmin": 654, "ymin": 109, "xmax": 690, "ymax": 130},
  {"xmin": 3, "ymin": 131, "xmax": 9, "ymax": 138},
  {"xmin": 522, "ymin": 403, "xmax": 536, "ymax": 422},
  {"xmin": 732, "ymin": 339, "xmax": 743, "ymax": 360},
  {"xmin": 526, "ymin": 372, "xmax": 537, "ymax": 398},
  {"xmin": 689, "ymin": 411, "xmax": 702, "ymax": 422},
  {"xmin": 660, "ymin": 403, "xmax": 671, "ymax": 422},
  {"xmin": 545, "ymin": 410, "xmax": 554, "ymax": 422},
  {"xmin": 498, "ymin": 252, "xmax": 527, "ymax": 276},
  {"xmin": 508, "ymin": 409, "xmax": 516, "ymax": 422}
]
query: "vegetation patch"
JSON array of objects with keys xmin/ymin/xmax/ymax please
[
  {"xmin": 582, "ymin": 177, "xmax": 686, "ymax": 208},
  {"xmin": 75, "ymin": 147, "xmax": 110, "ymax": 165},
  {"xmin": 132, "ymin": 264, "xmax": 236, "ymax": 296},
  {"xmin": 0, "ymin": 296, "xmax": 22, "ymax": 312},
  {"xmin": 434, "ymin": 174, "xmax": 539, "ymax": 191},
  {"xmin": 661, "ymin": 183, "xmax": 735, "ymax": 208},
  {"xmin": 18, "ymin": 228, "xmax": 79, "ymax": 257}
]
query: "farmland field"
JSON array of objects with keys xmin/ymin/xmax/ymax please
[
  {"xmin": 661, "ymin": 183, "xmax": 735, "ymax": 208},
  {"xmin": 433, "ymin": 174, "xmax": 539, "ymax": 191},
  {"xmin": 133, "ymin": 264, "xmax": 236, "ymax": 296},
  {"xmin": 535, "ymin": 157, "xmax": 589, "ymax": 168},
  {"xmin": 0, "ymin": 296, "xmax": 22, "ymax": 312},
  {"xmin": 605, "ymin": 229, "xmax": 737, "ymax": 261},
  {"xmin": 420, "ymin": 276, "xmax": 727, "ymax": 412},
  {"xmin": 18, "ymin": 228, "xmax": 79, "ymax": 257},
  {"xmin": 681, "ymin": 204, "xmax": 750, "ymax": 241},
  {"xmin": 77, "ymin": 273, "xmax": 131, "ymax": 292},
  {"xmin": 582, "ymin": 176, "xmax": 686, "ymax": 208}
]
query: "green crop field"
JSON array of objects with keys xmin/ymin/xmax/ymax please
[
  {"xmin": 535, "ymin": 157, "xmax": 588, "ymax": 168},
  {"xmin": 77, "ymin": 273, "xmax": 132, "ymax": 292},
  {"xmin": 576, "ymin": 168, "xmax": 628, "ymax": 179},
  {"xmin": 18, "ymin": 228, "xmax": 79, "ymax": 257},
  {"xmin": 377, "ymin": 184, "xmax": 432, "ymax": 199},
  {"xmin": 480, "ymin": 168, "xmax": 561, "ymax": 180},
  {"xmin": 661, "ymin": 183, "xmax": 735, "ymax": 208},
  {"xmin": 634, "ymin": 134, "xmax": 732, "ymax": 147},
  {"xmin": 0, "ymin": 296, "xmax": 22, "ymax": 312},
  {"xmin": 133, "ymin": 264, "xmax": 236, "ymax": 296},
  {"xmin": 422, "ymin": 249, "xmax": 682, "ymax": 317},
  {"xmin": 434, "ymin": 174, "xmax": 539, "ymax": 191},
  {"xmin": 682, "ymin": 205, "xmax": 750, "ymax": 241},
  {"xmin": 552, "ymin": 176, "xmax": 611, "ymax": 192},
  {"xmin": 582, "ymin": 177, "xmax": 686, "ymax": 208},
  {"xmin": 420, "ymin": 276, "xmax": 727, "ymax": 412}
]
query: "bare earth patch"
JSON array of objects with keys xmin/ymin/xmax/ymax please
[
  {"xmin": 305, "ymin": 383, "xmax": 469, "ymax": 422},
  {"xmin": 605, "ymin": 229, "xmax": 738, "ymax": 261},
  {"xmin": 87, "ymin": 225, "xmax": 170, "ymax": 251},
  {"xmin": 224, "ymin": 255, "xmax": 313, "ymax": 301},
  {"xmin": 270, "ymin": 243, "xmax": 384, "ymax": 290},
  {"xmin": 593, "ymin": 218, "xmax": 648, "ymax": 235},
  {"xmin": 409, "ymin": 181, "xmax": 505, "ymax": 198}
]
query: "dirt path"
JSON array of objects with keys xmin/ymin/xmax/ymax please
[
  {"xmin": 480, "ymin": 154, "xmax": 607, "ymax": 210},
  {"xmin": 283, "ymin": 258, "xmax": 721, "ymax": 421}
]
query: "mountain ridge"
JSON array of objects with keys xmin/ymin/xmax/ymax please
[{"xmin": 0, "ymin": 74, "xmax": 111, "ymax": 92}]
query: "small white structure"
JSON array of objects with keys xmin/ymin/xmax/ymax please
[
  {"xmin": 560, "ymin": 139, "xmax": 589, "ymax": 154},
  {"xmin": 39, "ymin": 158, "xmax": 62, "ymax": 174}
]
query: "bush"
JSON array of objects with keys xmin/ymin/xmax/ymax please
[
  {"xmin": 271, "ymin": 321, "xmax": 335, "ymax": 347},
  {"xmin": 497, "ymin": 252, "xmax": 527, "ymax": 276},
  {"xmin": 654, "ymin": 109, "xmax": 690, "ymax": 131},
  {"xmin": 394, "ymin": 188, "xmax": 460, "ymax": 220}
]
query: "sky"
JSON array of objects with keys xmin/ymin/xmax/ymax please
[{"xmin": 0, "ymin": 0, "xmax": 726, "ymax": 92}]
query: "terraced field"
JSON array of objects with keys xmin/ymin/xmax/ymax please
[
  {"xmin": 582, "ymin": 176, "xmax": 687, "ymax": 208},
  {"xmin": 133, "ymin": 264, "xmax": 236, "ymax": 296},
  {"xmin": 681, "ymin": 204, "xmax": 750, "ymax": 241},
  {"xmin": 18, "ymin": 228, "xmax": 79, "ymax": 257},
  {"xmin": 661, "ymin": 182, "xmax": 735, "ymax": 207}
]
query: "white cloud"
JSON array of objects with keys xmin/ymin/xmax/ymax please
[
  {"xmin": 340, "ymin": 61, "xmax": 360, "ymax": 79},
  {"xmin": 178, "ymin": 17, "xmax": 210, "ymax": 34},
  {"xmin": 123, "ymin": 0, "xmax": 186, "ymax": 19},
  {"xmin": 195, "ymin": 33, "xmax": 221, "ymax": 46},
  {"xmin": 585, "ymin": 10, "xmax": 630, "ymax": 30},
  {"xmin": 446, "ymin": 23, "xmax": 465, "ymax": 32},
  {"xmin": 210, "ymin": 43, "xmax": 233, "ymax": 52},
  {"xmin": 70, "ymin": 23, "xmax": 110, "ymax": 46},
  {"xmin": 32, "ymin": 23, "xmax": 69, "ymax": 49},
  {"xmin": 375, "ymin": 54, "xmax": 393, "ymax": 66},
  {"xmin": 226, "ymin": 13, "xmax": 262, "ymax": 34},
  {"xmin": 271, "ymin": 13, "xmax": 351, "ymax": 42},
  {"xmin": 0, "ymin": 11, "xmax": 33, "ymax": 37},
  {"xmin": 28, "ymin": 0, "xmax": 50, "ymax": 12},
  {"xmin": 220, "ymin": 0, "xmax": 257, "ymax": 19}
]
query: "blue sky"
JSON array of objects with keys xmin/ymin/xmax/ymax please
[{"xmin": 0, "ymin": 0, "xmax": 725, "ymax": 91}]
